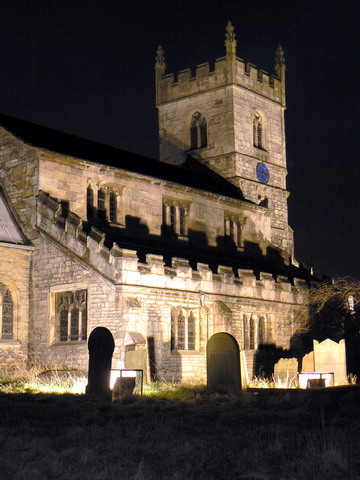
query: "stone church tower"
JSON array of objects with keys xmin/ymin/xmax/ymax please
[{"xmin": 155, "ymin": 22, "xmax": 292, "ymax": 255}]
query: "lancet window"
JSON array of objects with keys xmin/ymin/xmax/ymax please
[
  {"xmin": 171, "ymin": 308, "xmax": 197, "ymax": 351},
  {"xmin": 163, "ymin": 199, "xmax": 190, "ymax": 237},
  {"xmin": 97, "ymin": 189, "xmax": 106, "ymax": 221},
  {"xmin": 55, "ymin": 289, "xmax": 87, "ymax": 342},
  {"xmin": 190, "ymin": 112, "xmax": 207, "ymax": 149},
  {"xmin": 0, "ymin": 283, "xmax": 14, "ymax": 340},
  {"xmin": 243, "ymin": 313, "xmax": 269, "ymax": 350},
  {"xmin": 109, "ymin": 192, "xmax": 117, "ymax": 223}
]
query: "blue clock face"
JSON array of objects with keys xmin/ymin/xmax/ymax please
[{"xmin": 256, "ymin": 162, "xmax": 269, "ymax": 184}]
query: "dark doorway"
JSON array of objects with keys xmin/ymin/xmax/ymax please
[
  {"xmin": 207, "ymin": 332, "xmax": 241, "ymax": 392},
  {"xmin": 86, "ymin": 327, "xmax": 115, "ymax": 397}
]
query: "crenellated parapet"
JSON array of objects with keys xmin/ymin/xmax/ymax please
[
  {"xmin": 155, "ymin": 21, "xmax": 285, "ymax": 106},
  {"xmin": 36, "ymin": 191, "xmax": 307, "ymax": 303}
]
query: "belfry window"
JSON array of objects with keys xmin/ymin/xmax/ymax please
[
  {"xmin": 190, "ymin": 112, "xmax": 207, "ymax": 149},
  {"xmin": 56, "ymin": 290, "xmax": 87, "ymax": 342},
  {"xmin": 171, "ymin": 308, "xmax": 197, "ymax": 351},
  {"xmin": 253, "ymin": 114, "xmax": 264, "ymax": 149},
  {"xmin": 0, "ymin": 283, "xmax": 14, "ymax": 340}
]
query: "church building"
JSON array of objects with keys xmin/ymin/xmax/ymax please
[{"xmin": 0, "ymin": 23, "xmax": 312, "ymax": 382}]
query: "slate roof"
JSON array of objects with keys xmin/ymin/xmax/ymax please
[
  {"xmin": 0, "ymin": 187, "xmax": 27, "ymax": 245},
  {"xmin": 0, "ymin": 113, "xmax": 247, "ymax": 203}
]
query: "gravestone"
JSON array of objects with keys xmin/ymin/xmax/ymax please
[
  {"xmin": 112, "ymin": 376, "xmax": 136, "ymax": 401},
  {"xmin": 313, "ymin": 339, "xmax": 347, "ymax": 385},
  {"xmin": 86, "ymin": 327, "xmax": 115, "ymax": 396},
  {"xmin": 301, "ymin": 351, "xmax": 314, "ymax": 372},
  {"xmin": 124, "ymin": 332, "xmax": 148, "ymax": 380},
  {"xmin": 273, "ymin": 357, "xmax": 298, "ymax": 382},
  {"xmin": 207, "ymin": 333, "xmax": 241, "ymax": 392}
]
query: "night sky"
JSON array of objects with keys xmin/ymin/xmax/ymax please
[{"xmin": 0, "ymin": 0, "xmax": 359, "ymax": 279}]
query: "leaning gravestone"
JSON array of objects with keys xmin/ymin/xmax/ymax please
[
  {"xmin": 86, "ymin": 327, "xmax": 115, "ymax": 397},
  {"xmin": 207, "ymin": 332, "xmax": 241, "ymax": 392},
  {"xmin": 112, "ymin": 376, "xmax": 136, "ymax": 401},
  {"xmin": 313, "ymin": 339, "xmax": 347, "ymax": 385},
  {"xmin": 274, "ymin": 358, "xmax": 298, "ymax": 382}
]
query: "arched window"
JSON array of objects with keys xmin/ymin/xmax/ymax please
[
  {"xmin": 80, "ymin": 305, "xmax": 87, "ymax": 341},
  {"xmin": 190, "ymin": 112, "xmax": 207, "ymax": 149},
  {"xmin": 258, "ymin": 316, "xmax": 266, "ymax": 345},
  {"xmin": 243, "ymin": 314, "xmax": 249, "ymax": 349},
  {"xmin": 249, "ymin": 315, "xmax": 256, "ymax": 350},
  {"xmin": 243, "ymin": 313, "xmax": 269, "ymax": 350},
  {"xmin": 59, "ymin": 308, "xmax": 68, "ymax": 342},
  {"xmin": 55, "ymin": 289, "xmax": 87, "ymax": 342},
  {"xmin": 86, "ymin": 186, "xmax": 94, "ymax": 219},
  {"xmin": 187, "ymin": 312, "xmax": 196, "ymax": 350},
  {"xmin": 0, "ymin": 283, "xmax": 14, "ymax": 339},
  {"xmin": 97, "ymin": 189, "xmax": 106, "ymax": 221},
  {"xmin": 253, "ymin": 114, "xmax": 264, "ymax": 149},
  {"xmin": 70, "ymin": 308, "xmax": 79, "ymax": 341},
  {"xmin": 177, "ymin": 313, "xmax": 186, "ymax": 350},
  {"xmin": 171, "ymin": 308, "xmax": 197, "ymax": 351}
]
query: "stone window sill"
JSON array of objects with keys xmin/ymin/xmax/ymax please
[
  {"xmin": 51, "ymin": 341, "xmax": 87, "ymax": 347},
  {"xmin": 0, "ymin": 339, "xmax": 21, "ymax": 347},
  {"xmin": 171, "ymin": 350, "xmax": 201, "ymax": 356}
]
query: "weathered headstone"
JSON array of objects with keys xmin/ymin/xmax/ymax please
[
  {"xmin": 112, "ymin": 376, "xmax": 136, "ymax": 400},
  {"xmin": 207, "ymin": 333, "xmax": 241, "ymax": 392},
  {"xmin": 124, "ymin": 332, "xmax": 148, "ymax": 380},
  {"xmin": 314, "ymin": 339, "xmax": 347, "ymax": 385},
  {"xmin": 86, "ymin": 327, "xmax": 115, "ymax": 396},
  {"xmin": 301, "ymin": 351, "xmax": 314, "ymax": 372},
  {"xmin": 274, "ymin": 357, "xmax": 298, "ymax": 382}
]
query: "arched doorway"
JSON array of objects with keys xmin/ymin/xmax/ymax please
[
  {"xmin": 206, "ymin": 332, "xmax": 241, "ymax": 392},
  {"xmin": 86, "ymin": 327, "xmax": 115, "ymax": 396}
]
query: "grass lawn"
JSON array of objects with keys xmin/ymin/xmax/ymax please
[{"xmin": 1, "ymin": 383, "xmax": 360, "ymax": 479}]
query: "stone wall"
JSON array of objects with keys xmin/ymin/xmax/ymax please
[
  {"xmin": 0, "ymin": 244, "xmax": 32, "ymax": 373},
  {"xmin": 37, "ymin": 152, "xmax": 272, "ymax": 250},
  {"xmin": 156, "ymin": 36, "xmax": 291, "ymax": 254},
  {"xmin": 33, "ymin": 192, "xmax": 307, "ymax": 381},
  {"xmin": 30, "ymin": 234, "xmax": 124, "ymax": 371}
]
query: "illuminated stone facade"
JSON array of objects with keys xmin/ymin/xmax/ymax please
[{"xmin": 0, "ymin": 24, "xmax": 311, "ymax": 382}]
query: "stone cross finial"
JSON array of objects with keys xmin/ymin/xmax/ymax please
[
  {"xmin": 225, "ymin": 21, "xmax": 237, "ymax": 57},
  {"xmin": 274, "ymin": 44, "xmax": 286, "ymax": 78}
]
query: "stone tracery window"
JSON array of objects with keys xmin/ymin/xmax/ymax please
[
  {"xmin": 0, "ymin": 283, "xmax": 14, "ymax": 340},
  {"xmin": 56, "ymin": 289, "xmax": 87, "ymax": 342},
  {"xmin": 171, "ymin": 308, "xmax": 197, "ymax": 351},
  {"xmin": 190, "ymin": 112, "xmax": 207, "ymax": 149},
  {"xmin": 243, "ymin": 313, "xmax": 269, "ymax": 350}
]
